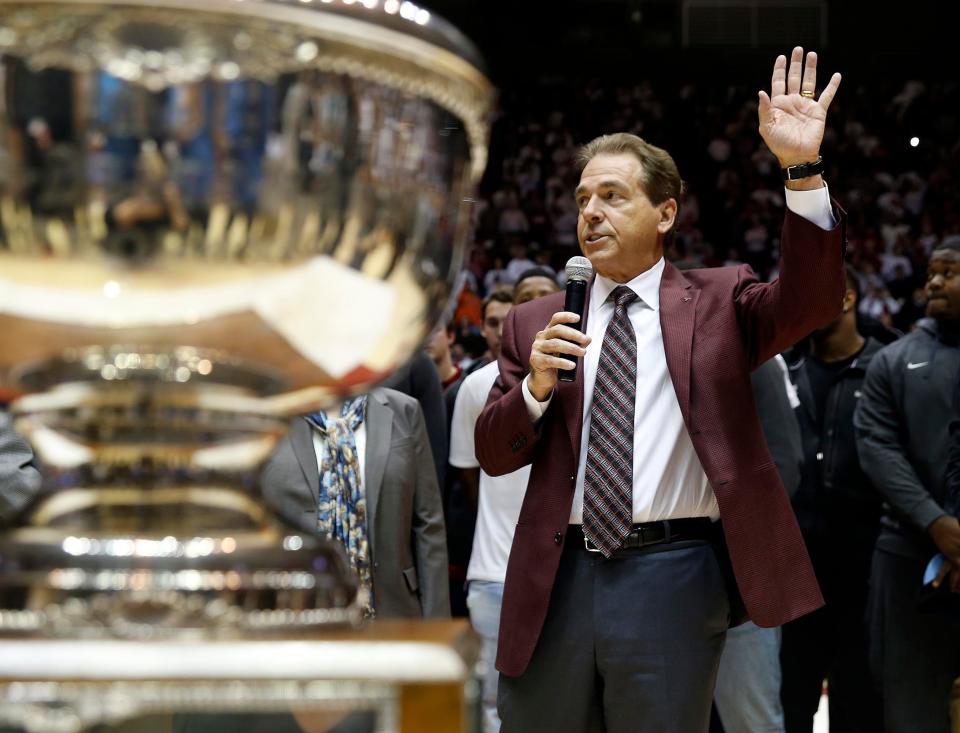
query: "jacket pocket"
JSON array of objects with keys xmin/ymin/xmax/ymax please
[{"xmin": 402, "ymin": 565, "xmax": 419, "ymax": 594}]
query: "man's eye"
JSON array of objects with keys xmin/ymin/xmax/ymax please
[{"xmin": 606, "ymin": 191, "xmax": 620, "ymax": 200}]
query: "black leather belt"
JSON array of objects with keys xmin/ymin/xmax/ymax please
[{"xmin": 580, "ymin": 517, "xmax": 715, "ymax": 553}]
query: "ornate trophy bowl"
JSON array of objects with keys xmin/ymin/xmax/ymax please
[{"xmin": 0, "ymin": 0, "xmax": 493, "ymax": 637}]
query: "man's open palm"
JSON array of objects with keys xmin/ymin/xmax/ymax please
[{"xmin": 759, "ymin": 46, "xmax": 841, "ymax": 167}]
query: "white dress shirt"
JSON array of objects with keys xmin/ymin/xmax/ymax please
[
  {"xmin": 449, "ymin": 361, "xmax": 530, "ymax": 584},
  {"xmin": 312, "ymin": 422, "xmax": 366, "ymax": 483},
  {"xmin": 521, "ymin": 186, "xmax": 836, "ymax": 524}
]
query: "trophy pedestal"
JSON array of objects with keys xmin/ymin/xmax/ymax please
[{"xmin": 0, "ymin": 619, "xmax": 480, "ymax": 733}]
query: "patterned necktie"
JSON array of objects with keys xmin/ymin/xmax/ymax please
[
  {"xmin": 583, "ymin": 285, "xmax": 638, "ymax": 557},
  {"xmin": 305, "ymin": 395, "xmax": 375, "ymax": 617}
]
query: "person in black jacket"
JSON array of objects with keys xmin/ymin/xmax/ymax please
[
  {"xmin": 781, "ymin": 265, "xmax": 884, "ymax": 733},
  {"xmin": 382, "ymin": 349, "xmax": 447, "ymax": 488},
  {"xmin": 854, "ymin": 242, "xmax": 960, "ymax": 733},
  {"xmin": 947, "ymin": 378, "xmax": 960, "ymax": 520}
]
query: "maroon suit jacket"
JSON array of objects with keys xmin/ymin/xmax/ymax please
[{"xmin": 476, "ymin": 208, "xmax": 845, "ymax": 678}]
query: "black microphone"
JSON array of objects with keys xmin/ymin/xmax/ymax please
[{"xmin": 558, "ymin": 256, "xmax": 593, "ymax": 382}]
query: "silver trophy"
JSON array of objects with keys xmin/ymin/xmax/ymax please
[{"xmin": 0, "ymin": 0, "xmax": 493, "ymax": 639}]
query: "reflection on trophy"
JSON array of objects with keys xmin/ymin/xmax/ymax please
[{"xmin": 0, "ymin": 0, "xmax": 491, "ymax": 729}]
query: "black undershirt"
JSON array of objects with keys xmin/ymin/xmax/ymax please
[{"xmin": 806, "ymin": 343, "xmax": 864, "ymax": 429}]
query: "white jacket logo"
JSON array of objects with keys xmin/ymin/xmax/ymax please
[{"xmin": 906, "ymin": 361, "xmax": 929, "ymax": 370}]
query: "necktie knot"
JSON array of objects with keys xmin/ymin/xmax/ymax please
[
  {"xmin": 305, "ymin": 395, "xmax": 367, "ymax": 436},
  {"xmin": 611, "ymin": 285, "xmax": 638, "ymax": 309}
]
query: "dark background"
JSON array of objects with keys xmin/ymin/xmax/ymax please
[{"xmin": 426, "ymin": 0, "xmax": 954, "ymax": 86}]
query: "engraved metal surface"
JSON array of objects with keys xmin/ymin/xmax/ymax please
[
  {"xmin": 0, "ymin": 0, "xmax": 493, "ymax": 411},
  {"xmin": 0, "ymin": 517, "xmax": 363, "ymax": 637},
  {"xmin": 0, "ymin": 0, "xmax": 492, "ymax": 656},
  {"xmin": 0, "ymin": 679, "xmax": 399, "ymax": 733}
]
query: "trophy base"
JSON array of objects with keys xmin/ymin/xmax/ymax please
[{"xmin": 0, "ymin": 486, "xmax": 363, "ymax": 639}]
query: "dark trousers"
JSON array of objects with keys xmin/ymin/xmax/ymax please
[
  {"xmin": 498, "ymin": 534, "xmax": 730, "ymax": 733},
  {"xmin": 867, "ymin": 546, "xmax": 960, "ymax": 733},
  {"xmin": 780, "ymin": 600, "xmax": 880, "ymax": 732},
  {"xmin": 780, "ymin": 539, "xmax": 880, "ymax": 733}
]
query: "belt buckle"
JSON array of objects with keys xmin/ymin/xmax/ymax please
[
  {"xmin": 583, "ymin": 536, "xmax": 602, "ymax": 553},
  {"xmin": 638, "ymin": 525, "xmax": 666, "ymax": 548}
]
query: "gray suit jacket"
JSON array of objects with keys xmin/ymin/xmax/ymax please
[
  {"xmin": 261, "ymin": 387, "xmax": 450, "ymax": 619},
  {"xmin": 0, "ymin": 410, "xmax": 42, "ymax": 524},
  {"xmin": 751, "ymin": 357, "xmax": 803, "ymax": 497}
]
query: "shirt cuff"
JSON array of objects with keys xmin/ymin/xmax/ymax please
[
  {"xmin": 783, "ymin": 182, "xmax": 836, "ymax": 230},
  {"xmin": 522, "ymin": 375, "xmax": 553, "ymax": 422}
]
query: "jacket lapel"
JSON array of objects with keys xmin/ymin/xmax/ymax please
[
  {"xmin": 659, "ymin": 262, "xmax": 698, "ymax": 424},
  {"xmin": 558, "ymin": 278, "xmax": 593, "ymax": 457},
  {"xmin": 363, "ymin": 390, "xmax": 392, "ymax": 550},
  {"xmin": 290, "ymin": 418, "xmax": 320, "ymax": 502}
]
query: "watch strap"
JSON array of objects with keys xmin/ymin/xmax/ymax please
[{"xmin": 781, "ymin": 156, "xmax": 824, "ymax": 181}]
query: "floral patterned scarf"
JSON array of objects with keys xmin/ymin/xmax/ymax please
[{"xmin": 305, "ymin": 395, "xmax": 374, "ymax": 617}]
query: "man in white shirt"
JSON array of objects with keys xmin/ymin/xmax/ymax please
[
  {"xmin": 476, "ymin": 49, "xmax": 845, "ymax": 733},
  {"xmin": 450, "ymin": 269, "xmax": 560, "ymax": 733}
]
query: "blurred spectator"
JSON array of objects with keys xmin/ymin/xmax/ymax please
[
  {"xmin": 467, "ymin": 288, "xmax": 514, "ymax": 376},
  {"xmin": 484, "ymin": 257, "xmax": 511, "ymax": 294},
  {"xmin": 454, "ymin": 273, "xmax": 483, "ymax": 330},
  {"xmin": 498, "ymin": 192, "xmax": 529, "ymax": 237},
  {"xmin": 858, "ymin": 283, "xmax": 901, "ymax": 323},
  {"xmin": 880, "ymin": 240, "xmax": 914, "ymax": 282},
  {"xmin": 504, "ymin": 241, "xmax": 537, "ymax": 283},
  {"xmin": 425, "ymin": 322, "xmax": 466, "ymax": 421}
]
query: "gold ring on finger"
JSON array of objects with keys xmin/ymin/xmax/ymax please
[{"xmin": 801, "ymin": 90, "xmax": 815, "ymax": 98}]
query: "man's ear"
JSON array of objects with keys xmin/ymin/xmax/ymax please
[
  {"xmin": 657, "ymin": 198, "xmax": 678, "ymax": 235},
  {"xmin": 843, "ymin": 287, "xmax": 857, "ymax": 313}
]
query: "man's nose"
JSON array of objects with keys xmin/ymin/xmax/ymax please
[{"xmin": 582, "ymin": 195, "xmax": 603, "ymax": 221}]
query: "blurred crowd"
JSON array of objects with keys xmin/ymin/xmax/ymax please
[{"xmin": 446, "ymin": 77, "xmax": 960, "ymax": 364}]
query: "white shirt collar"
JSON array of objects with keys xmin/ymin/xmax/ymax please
[{"xmin": 591, "ymin": 257, "xmax": 665, "ymax": 312}]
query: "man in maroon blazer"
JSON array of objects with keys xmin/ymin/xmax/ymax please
[{"xmin": 475, "ymin": 48, "xmax": 845, "ymax": 733}]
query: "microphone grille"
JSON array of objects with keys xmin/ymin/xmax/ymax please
[{"xmin": 565, "ymin": 256, "xmax": 593, "ymax": 282}]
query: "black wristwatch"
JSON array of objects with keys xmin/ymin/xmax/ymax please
[{"xmin": 781, "ymin": 156, "xmax": 824, "ymax": 181}]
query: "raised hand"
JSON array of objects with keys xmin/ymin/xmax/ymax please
[{"xmin": 758, "ymin": 47, "xmax": 841, "ymax": 169}]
